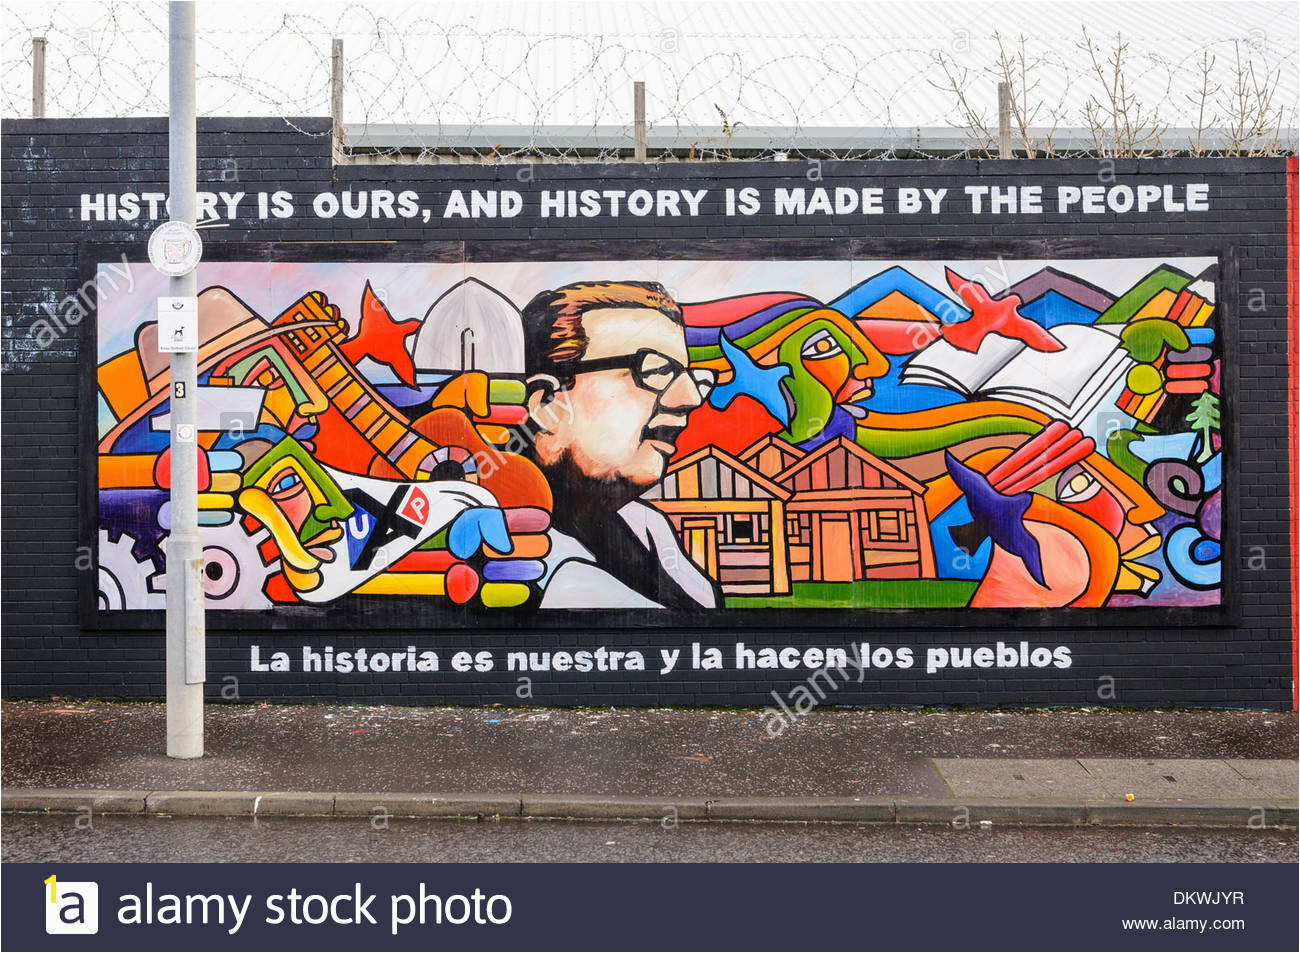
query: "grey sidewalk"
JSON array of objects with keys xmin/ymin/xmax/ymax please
[{"xmin": 2, "ymin": 701, "xmax": 1295, "ymax": 827}]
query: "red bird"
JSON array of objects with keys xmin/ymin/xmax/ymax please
[
  {"xmin": 941, "ymin": 268, "xmax": 1063, "ymax": 354},
  {"xmin": 340, "ymin": 281, "xmax": 421, "ymax": 385}
]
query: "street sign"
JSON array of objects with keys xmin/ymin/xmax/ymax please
[
  {"xmin": 157, "ymin": 296, "xmax": 199, "ymax": 353},
  {"xmin": 147, "ymin": 220, "xmax": 202, "ymax": 277}
]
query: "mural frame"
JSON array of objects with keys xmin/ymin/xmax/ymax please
[{"xmin": 77, "ymin": 237, "xmax": 1240, "ymax": 632}]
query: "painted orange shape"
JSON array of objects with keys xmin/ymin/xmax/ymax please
[
  {"xmin": 1165, "ymin": 380, "xmax": 1210, "ymax": 395},
  {"xmin": 1166, "ymin": 362, "xmax": 1213, "ymax": 380}
]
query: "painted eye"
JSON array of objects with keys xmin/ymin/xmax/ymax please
[
  {"xmin": 801, "ymin": 330, "xmax": 843, "ymax": 360},
  {"xmin": 270, "ymin": 470, "xmax": 302, "ymax": 496},
  {"xmin": 689, "ymin": 367, "xmax": 717, "ymax": 399},
  {"xmin": 636, "ymin": 352, "xmax": 681, "ymax": 392},
  {"xmin": 1057, "ymin": 465, "xmax": 1099, "ymax": 503}
]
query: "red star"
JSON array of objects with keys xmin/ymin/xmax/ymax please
[{"xmin": 340, "ymin": 281, "xmax": 421, "ymax": 385}]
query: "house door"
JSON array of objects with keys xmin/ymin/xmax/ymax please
[
  {"xmin": 818, "ymin": 517, "xmax": 854, "ymax": 582},
  {"xmin": 682, "ymin": 518, "xmax": 719, "ymax": 580}
]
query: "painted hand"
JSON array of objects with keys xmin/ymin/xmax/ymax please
[{"xmin": 446, "ymin": 506, "xmax": 552, "ymax": 607}]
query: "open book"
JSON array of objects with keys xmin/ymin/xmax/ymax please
[{"xmin": 901, "ymin": 324, "xmax": 1133, "ymax": 425}]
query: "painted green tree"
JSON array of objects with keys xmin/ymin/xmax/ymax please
[{"xmin": 1186, "ymin": 391, "xmax": 1220, "ymax": 463}]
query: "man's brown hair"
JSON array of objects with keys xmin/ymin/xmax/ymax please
[{"xmin": 521, "ymin": 280, "xmax": 682, "ymax": 384}]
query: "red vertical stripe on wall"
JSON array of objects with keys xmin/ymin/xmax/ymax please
[{"xmin": 1288, "ymin": 155, "xmax": 1299, "ymax": 711}]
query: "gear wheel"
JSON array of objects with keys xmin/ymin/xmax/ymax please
[
  {"xmin": 156, "ymin": 524, "xmax": 276, "ymax": 610},
  {"xmin": 97, "ymin": 528, "xmax": 165, "ymax": 611}
]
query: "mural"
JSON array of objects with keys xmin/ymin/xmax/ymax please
[{"xmin": 94, "ymin": 254, "xmax": 1224, "ymax": 613}]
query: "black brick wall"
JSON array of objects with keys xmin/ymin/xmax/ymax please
[{"xmin": 2, "ymin": 117, "xmax": 1293, "ymax": 709}]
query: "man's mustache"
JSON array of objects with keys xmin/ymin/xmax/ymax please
[{"xmin": 641, "ymin": 423, "xmax": 685, "ymax": 444}]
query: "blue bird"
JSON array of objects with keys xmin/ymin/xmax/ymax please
[
  {"xmin": 944, "ymin": 451, "xmax": 1046, "ymax": 587},
  {"xmin": 708, "ymin": 333, "xmax": 794, "ymax": 425}
]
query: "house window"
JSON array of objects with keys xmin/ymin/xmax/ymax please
[
  {"xmin": 732, "ymin": 515, "xmax": 754, "ymax": 543},
  {"xmin": 868, "ymin": 509, "xmax": 908, "ymax": 543}
]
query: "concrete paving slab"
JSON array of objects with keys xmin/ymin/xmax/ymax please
[
  {"xmin": 333, "ymin": 793, "xmax": 522, "ymax": 818},
  {"xmin": 249, "ymin": 792, "xmax": 337, "ymax": 816},
  {"xmin": 1078, "ymin": 759, "xmax": 1265, "ymax": 799},
  {"xmin": 146, "ymin": 791, "xmax": 258, "ymax": 815},
  {"xmin": 521, "ymin": 794, "xmax": 709, "ymax": 820},
  {"xmin": 707, "ymin": 797, "xmax": 894, "ymax": 822},
  {"xmin": 2, "ymin": 788, "xmax": 147, "ymax": 814},
  {"xmin": 1085, "ymin": 800, "xmax": 1298, "ymax": 828},
  {"xmin": 145, "ymin": 791, "xmax": 333, "ymax": 816},
  {"xmin": 1224, "ymin": 759, "xmax": 1299, "ymax": 798},
  {"xmin": 933, "ymin": 758, "xmax": 1109, "ymax": 799},
  {"xmin": 894, "ymin": 798, "xmax": 1089, "ymax": 826}
]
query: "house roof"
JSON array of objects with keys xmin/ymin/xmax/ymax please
[
  {"xmin": 664, "ymin": 444, "xmax": 793, "ymax": 501},
  {"xmin": 774, "ymin": 434, "xmax": 928, "ymax": 496},
  {"xmin": 737, "ymin": 433, "xmax": 805, "ymax": 466}
]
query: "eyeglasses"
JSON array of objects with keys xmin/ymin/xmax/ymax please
[{"xmin": 575, "ymin": 349, "xmax": 716, "ymax": 400}]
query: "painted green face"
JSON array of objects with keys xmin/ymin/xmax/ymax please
[
  {"xmin": 241, "ymin": 436, "xmax": 353, "ymax": 550},
  {"xmin": 776, "ymin": 318, "xmax": 879, "ymax": 444}
]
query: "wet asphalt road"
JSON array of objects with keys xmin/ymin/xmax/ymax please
[
  {"xmin": 4, "ymin": 813, "xmax": 1296, "ymax": 863},
  {"xmin": 4, "ymin": 702, "xmax": 1295, "ymax": 797}
]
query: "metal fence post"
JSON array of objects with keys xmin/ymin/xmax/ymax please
[
  {"xmin": 633, "ymin": 80, "xmax": 647, "ymax": 160},
  {"xmin": 332, "ymin": 39, "xmax": 345, "ymax": 162},
  {"xmin": 997, "ymin": 81, "xmax": 1012, "ymax": 158},
  {"xmin": 32, "ymin": 37, "xmax": 46, "ymax": 117}
]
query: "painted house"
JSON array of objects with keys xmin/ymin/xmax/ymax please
[
  {"xmin": 642, "ymin": 446, "xmax": 792, "ymax": 596},
  {"xmin": 648, "ymin": 434, "xmax": 937, "ymax": 596},
  {"xmin": 756, "ymin": 435, "xmax": 937, "ymax": 583},
  {"xmin": 737, "ymin": 433, "xmax": 805, "ymax": 480}
]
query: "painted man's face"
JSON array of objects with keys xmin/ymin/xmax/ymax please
[{"xmin": 533, "ymin": 307, "xmax": 708, "ymax": 487}]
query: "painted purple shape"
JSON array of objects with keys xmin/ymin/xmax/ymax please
[
  {"xmin": 684, "ymin": 298, "xmax": 821, "ymax": 347},
  {"xmin": 944, "ymin": 451, "xmax": 1046, "ymax": 587},
  {"xmin": 1197, "ymin": 489, "xmax": 1221, "ymax": 542},
  {"xmin": 483, "ymin": 559, "xmax": 546, "ymax": 582},
  {"xmin": 99, "ymin": 489, "xmax": 168, "ymax": 562},
  {"xmin": 1006, "ymin": 266, "xmax": 1116, "ymax": 312}
]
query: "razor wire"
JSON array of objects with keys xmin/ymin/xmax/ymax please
[{"xmin": 2, "ymin": 0, "xmax": 1297, "ymax": 161}]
